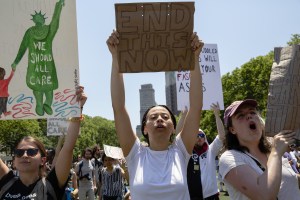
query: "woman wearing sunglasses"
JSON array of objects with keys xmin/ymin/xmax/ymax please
[{"xmin": 0, "ymin": 86, "xmax": 87, "ymax": 199}]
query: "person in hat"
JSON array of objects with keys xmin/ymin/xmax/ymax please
[{"xmin": 219, "ymin": 99, "xmax": 299, "ymax": 200}]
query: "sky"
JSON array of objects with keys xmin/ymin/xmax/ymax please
[{"xmin": 75, "ymin": 0, "xmax": 300, "ymax": 130}]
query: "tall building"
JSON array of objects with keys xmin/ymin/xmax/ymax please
[
  {"xmin": 165, "ymin": 72, "xmax": 179, "ymax": 115},
  {"xmin": 136, "ymin": 84, "xmax": 157, "ymax": 137}
]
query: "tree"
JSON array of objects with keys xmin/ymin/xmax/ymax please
[
  {"xmin": 74, "ymin": 115, "xmax": 118, "ymax": 157},
  {"xmin": 0, "ymin": 120, "xmax": 40, "ymax": 155},
  {"xmin": 287, "ymin": 34, "xmax": 300, "ymax": 45}
]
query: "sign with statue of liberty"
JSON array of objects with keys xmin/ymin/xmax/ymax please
[{"xmin": 0, "ymin": 0, "xmax": 80, "ymax": 120}]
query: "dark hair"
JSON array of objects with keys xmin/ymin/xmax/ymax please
[
  {"xmin": 0, "ymin": 67, "xmax": 5, "ymax": 79},
  {"xmin": 16, "ymin": 136, "xmax": 47, "ymax": 177},
  {"xmin": 101, "ymin": 153, "xmax": 106, "ymax": 163},
  {"xmin": 83, "ymin": 147, "xmax": 93, "ymax": 158},
  {"xmin": 92, "ymin": 144, "xmax": 100, "ymax": 158},
  {"xmin": 141, "ymin": 105, "xmax": 177, "ymax": 145},
  {"xmin": 224, "ymin": 114, "xmax": 271, "ymax": 154},
  {"xmin": 46, "ymin": 148, "xmax": 55, "ymax": 163}
]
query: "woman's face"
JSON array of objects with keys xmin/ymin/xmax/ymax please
[
  {"xmin": 14, "ymin": 141, "xmax": 45, "ymax": 173},
  {"xmin": 104, "ymin": 157, "xmax": 114, "ymax": 167},
  {"xmin": 144, "ymin": 106, "xmax": 174, "ymax": 141},
  {"xmin": 230, "ymin": 105, "xmax": 263, "ymax": 145},
  {"xmin": 84, "ymin": 151, "xmax": 92, "ymax": 160}
]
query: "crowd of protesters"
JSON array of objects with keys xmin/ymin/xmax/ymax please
[{"xmin": 0, "ymin": 25, "xmax": 299, "ymax": 200}]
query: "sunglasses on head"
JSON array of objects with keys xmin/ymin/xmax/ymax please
[
  {"xmin": 14, "ymin": 148, "xmax": 39, "ymax": 158},
  {"xmin": 197, "ymin": 133, "xmax": 205, "ymax": 138}
]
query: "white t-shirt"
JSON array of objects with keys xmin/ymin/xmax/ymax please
[
  {"xmin": 219, "ymin": 150, "xmax": 300, "ymax": 200},
  {"xmin": 200, "ymin": 136, "xmax": 223, "ymax": 198},
  {"xmin": 126, "ymin": 136, "xmax": 191, "ymax": 200}
]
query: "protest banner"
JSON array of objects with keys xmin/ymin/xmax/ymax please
[
  {"xmin": 265, "ymin": 45, "xmax": 300, "ymax": 144},
  {"xmin": 115, "ymin": 2, "xmax": 194, "ymax": 73},
  {"xmin": 103, "ymin": 144, "xmax": 124, "ymax": 160},
  {"xmin": 176, "ymin": 43, "xmax": 224, "ymax": 110},
  {"xmin": 47, "ymin": 118, "xmax": 68, "ymax": 136},
  {"xmin": 0, "ymin": 0, "xmax": 80, "ymax": 120}
]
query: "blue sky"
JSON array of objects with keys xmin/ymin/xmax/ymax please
[{"xmin": 76, "ymin": 0, "xmax": 300, "ymax": 129}]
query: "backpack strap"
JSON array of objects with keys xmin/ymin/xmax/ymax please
[
  {"xmin": 77, "ymin": 161, "xmax": 83, "ymax": 178},
  {"xmin": 33, "ymin": 177, "xmax": 57, "ymax": 200},
  {"xmin": 0, "ymin": 176, "xmax": 18, "ymax": 198}
]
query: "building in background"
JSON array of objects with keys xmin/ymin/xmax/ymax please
[
  {"xmin": 136, "ymin": 84, "xmax": 157, "ymax": 137},
  {"xmin": 165, "ymin": 72, "xmax": 180, "ymax": 116}
]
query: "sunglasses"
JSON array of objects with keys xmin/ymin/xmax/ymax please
[
  {"xmin": 14, "ymin": 148, "xmax": 39, "ymax": 158},
  {"xmin": 197, "ymin": 133, "xmax": 205, "ymax": 138}
]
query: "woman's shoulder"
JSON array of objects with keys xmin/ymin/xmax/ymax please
[{"xmin": 220, "ymin": 150, "xmax": 247, "ymax": 163}]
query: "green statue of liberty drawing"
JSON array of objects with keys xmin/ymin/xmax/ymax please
[{"xmin": 11, "ymin": 0, "xmax": 64, "ymax": 116}]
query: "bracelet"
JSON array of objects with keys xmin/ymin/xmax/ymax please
[{"xmin": 68, "ymin": 115, "xmax": 85, "ymax": 122}]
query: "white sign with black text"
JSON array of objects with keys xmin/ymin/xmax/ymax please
[{"xmin": 176, "ymin": 44, "xmax": 224, "ymax": 110}]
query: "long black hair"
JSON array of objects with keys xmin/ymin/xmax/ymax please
[{"xmin": 141, "ymin": 105, "xmax": 177, "ymax": 145}]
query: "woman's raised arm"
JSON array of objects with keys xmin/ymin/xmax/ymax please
[
  {"xmin": 180, "ymin": 32, "xmax": 204, "ymax": 154},
  {"xmin": 107, "ymin": 30, "xmax": 137, "ymax": 156},
  {"xmin": 55, "ymin": 86, "xmax": 87, "ymax": 188}
]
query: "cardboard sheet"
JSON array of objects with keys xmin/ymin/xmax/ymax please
[
  {"xmin": 265, "ymin": 45, "xmax": 300, "ymax": 144},
  {"xmin": 115, "ymin": 2, "xmax": 194, "ymax": 73}
]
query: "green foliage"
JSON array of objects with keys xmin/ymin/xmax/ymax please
[
  {"xmin": 287, "ymin": 34, "xmax": 300, "ymax": 45},
  {"xmin": 0, "ymin": 115, "xmax": 118, "ymax": 159},
  {"xmin": 0, "ymin": 119, "xmax": 40, "ymax": 154},
  {"xmin": 223, "ymin": 52, "xmax": 274, "ymax": 115},
  {"xmin": 200, "ymin": 110, "xmax": 217, "ymax": 142},
  {"xmin": 75, "ymin": 115, "xmax": 118, "ymax": 157}
]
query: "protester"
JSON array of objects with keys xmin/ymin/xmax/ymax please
[
  {"xmin": 99, "ymin": 153, "xmax": 128, "ymax": 200},
  {"xmin": 107, "ymin": 29, "xmax": 204, "ymax": 199},
  {"xmin": 219, "ymin": 99, "xmax": 299, "ymax": 200},
  {"xmin": 178, "ymin": 103, "xmax": 225, "ymax": 200},
  {"xmin": 92, "ymin": 144, "xmax": 103, "ymax": 199},
  {"xmin": 289, "ymin": 146, "xmax": 300, "ymax": 173},
  {"xmin": 45, "ymin": 135, "xmax": 65, "ymax": 174},
  {"xmin": 283, "ymin": 151, "xmax": 299, "ymax": 174},
  {"xmin": 75, "ymin": 147, "xmax": 96, "ymax": 200},
  {"xmin": 0, "ymin": 86, "xmax": 86, "ymax": 199}
]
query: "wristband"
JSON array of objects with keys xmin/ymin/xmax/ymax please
[{"xmin": 68, "ymin": 114, "xmax": 84, "ymax": 122}]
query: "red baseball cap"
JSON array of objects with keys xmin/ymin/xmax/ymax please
[{"xmin": 224, "ymin": 99, "xmax": 258, "ymax": 127}]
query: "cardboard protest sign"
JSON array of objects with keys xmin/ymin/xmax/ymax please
[
  {"xmin": 115, "ymin": 2, "xmax": 194, "ymax": 73},
  {"xmin": 176, "ymin": 44, "xmax": 224, "ymax": 110},
  {"xmin": 265, "ymin": 45, "xmax": 300, "ymax": 143},
  {"xmin": 103, "ymin": 144, "xmax": 124, "ymax": 160},
  {"xmin": 0, "ymin": 0, "xmax": 80, "ymax": 120},
  {"xmin": 47, "ymin": 118, "xmax": 68, "ymax": 136}
]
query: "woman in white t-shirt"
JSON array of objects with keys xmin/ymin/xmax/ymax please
[
  {"xmin": 107, "ymin": 30, "xmax": 204, "ymax": 200},
  {"xmin": 219, "ymin": 99, "xmax": 299, "ymax": 200}
]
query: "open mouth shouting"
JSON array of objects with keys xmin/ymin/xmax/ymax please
[
  {"xmin": 249, "ymin": 121, "xmax": 257, "ymax": 130},
  {"xmin": 156, "ymin": 124, "xmax": 166, "ymax": 129}
]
